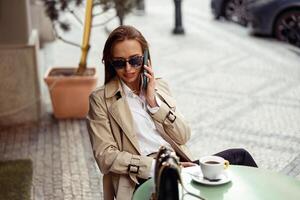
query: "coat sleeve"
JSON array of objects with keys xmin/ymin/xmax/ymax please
[
  {"xmin": 150, "ymin": 79, "xmax": 191, "ymax": 145},
  {"xmin": 86, "ymin": 91, "xmax": 153, "ymax": 182}
]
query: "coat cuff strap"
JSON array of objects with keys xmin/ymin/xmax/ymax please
[
  {"xmin": 151, "ymin": 102, "xmax": 176, "ymax": 124},
  {"xmin": 128, "ymin": 155, "xmax": 140, "ymax": 174},
  {"xmin": 128, "ymin": 155, "xmax": 141, "ymax": 184}
]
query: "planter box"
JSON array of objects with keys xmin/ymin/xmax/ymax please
[{"xmin": 44, "ymin": 67, "xmax": 98, "ymax": 119}]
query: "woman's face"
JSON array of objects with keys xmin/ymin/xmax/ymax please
[{"xmin": 112, "ymin": 39, "xmax": 143, "ymax": 88}]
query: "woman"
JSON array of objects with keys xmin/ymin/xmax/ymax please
[{"xmin": 87, "ymin": 25, "xmax": 257, "ymax": 200}]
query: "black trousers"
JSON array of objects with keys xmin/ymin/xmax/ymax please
[{"xmin": 213, "ymin": 148, "xmax": 258, "ymax": 167}]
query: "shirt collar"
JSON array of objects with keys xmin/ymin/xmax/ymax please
[
  {"xmin": 120, "ymin": 80, "xmax": 145, "ymax": 99},
  {"xmin": 121, "ymin": 80, "xmax": 136, "ymax": 98}
]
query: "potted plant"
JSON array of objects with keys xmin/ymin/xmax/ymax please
[{"xmin": 42, "ymin": 0, "xmax": 137, "ymax": 119}]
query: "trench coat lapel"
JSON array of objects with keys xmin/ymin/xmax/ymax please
[{"xmin": 105, "ymin": 78, "xmax": 141, "ymax": 154}]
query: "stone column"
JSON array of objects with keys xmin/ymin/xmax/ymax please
[{"xmin": 0, "ymin": 0, "xmax": 41, "ymax": 126}]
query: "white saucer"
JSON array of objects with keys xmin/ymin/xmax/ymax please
[{"xmin": 191, "ymin": 173, "xmax": 231, "ymax": 186}]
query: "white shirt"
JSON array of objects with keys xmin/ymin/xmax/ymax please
[
  {"xmin": 121, "ymin": 82, "xmax": 172, "ymax": 155},
  {"xmin": 121, "ymin": 81, "xmax": 172, "ymax": 177}
]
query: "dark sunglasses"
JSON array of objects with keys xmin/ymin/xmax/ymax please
[{"xmin": 111, "ymin": 55, "xmax": 143, "ymax": 70}]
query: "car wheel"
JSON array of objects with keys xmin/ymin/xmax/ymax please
[
  {"xmin": 275, "ymin": 9, "xmax": 300, "ymax": 47},
  {"xmin": 223, "ymin": 0, "xmax": 248, "ymax": 26}
]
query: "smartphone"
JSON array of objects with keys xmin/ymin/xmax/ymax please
[{"xmin": 142, "ymin": 49, "xmax": 149, "ymax": 90}]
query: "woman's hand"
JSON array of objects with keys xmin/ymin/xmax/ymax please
[
  {"xmin": 144, "ymin": 60, "xmax": 157, "ymax": 108},
  {"xmin": 180, "ymin": 162, "xmax": 197, "ymax": 168},
  {"xmin": 179, "ymin": 162, "xmax": 197, "ymax": 168}
]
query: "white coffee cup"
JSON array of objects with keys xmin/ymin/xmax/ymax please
[{"xmin": 199, "ymin": 156, "xmax": 229, "ymax": 180}]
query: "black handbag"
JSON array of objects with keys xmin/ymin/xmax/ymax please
[
  {"xmin": 154, "ymin": 146, "xmax": 181, "ymax": 200},
  {"xmin": 152, "ymin": 146, "xmax": 206, "ymax": 200}
]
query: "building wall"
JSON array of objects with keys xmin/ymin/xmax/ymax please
[{"xmin": 0, "ymin": 0, "xmax": 32, "ymax": 44}]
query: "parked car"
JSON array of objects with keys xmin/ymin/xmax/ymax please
[
  {"xmin": 211, "ymin": 0, "xmax": 252, "ymax": 26},
  {"xmin": 246, "ymin": 0, "xmax": 300, "ymax": 47}
]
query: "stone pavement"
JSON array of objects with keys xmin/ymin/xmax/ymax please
[
  {"xmin": 0, "ymin": 116, "xmax": 102, "ymax": 200},
  {"xmin": 1, "ymin": 0, "xmax": 300, "ymax": 199}
]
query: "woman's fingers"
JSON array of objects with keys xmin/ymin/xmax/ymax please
[
  {"xmin": 180, "ymin": 162, "xmax": 197, "ymax": 168},
  {"xmin": 144, "ymin": 73, "xmax": 151, "ymax": 79},
  {"xmin": 146, "ymin": 59, "xmax": 151, "ymax": 68},
  {"xmin": 144, "ymin": 59, "xmax": 154, "ymax": 78},
  {"xmin": 144, "ymin": 65, "xmax": 154, "ymax": 77},
  {"xmin": 143, "ymin": 61, "xmax": 157, "ymax": 107}
]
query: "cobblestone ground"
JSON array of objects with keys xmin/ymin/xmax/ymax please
[
  {"xmin": 1, "ymin": 0, "xmax": 300, "ymax": 199},
  {"xmin": 0, "ymin": 116, "xmax": 102, "ymax": 200}
]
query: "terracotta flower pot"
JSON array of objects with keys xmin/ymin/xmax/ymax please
[{"xmin": 44, "ymin": 67, "xmax": 98, "ymax": 119}]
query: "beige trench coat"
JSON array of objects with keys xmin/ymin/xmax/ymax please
[{"xmin": 86, "ymin": 77, "xmax": 194, "ymax": 200}]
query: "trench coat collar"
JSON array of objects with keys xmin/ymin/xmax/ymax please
[
  {"xmin": 104, "ymin": 77, "xmax": 141, "ymax": 154},
  {"xmin": 104, "ymin": 76, "xmax": 122, "ymax": 98}
]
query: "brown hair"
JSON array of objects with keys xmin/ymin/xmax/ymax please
[{"xmin": 102, "ymin": 25, "xmax": 151, "ymax": 84}]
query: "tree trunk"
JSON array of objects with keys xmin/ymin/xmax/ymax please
[{"xmin": 76, "ymin": 0, "xmax": 93, "ymax": 75}]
